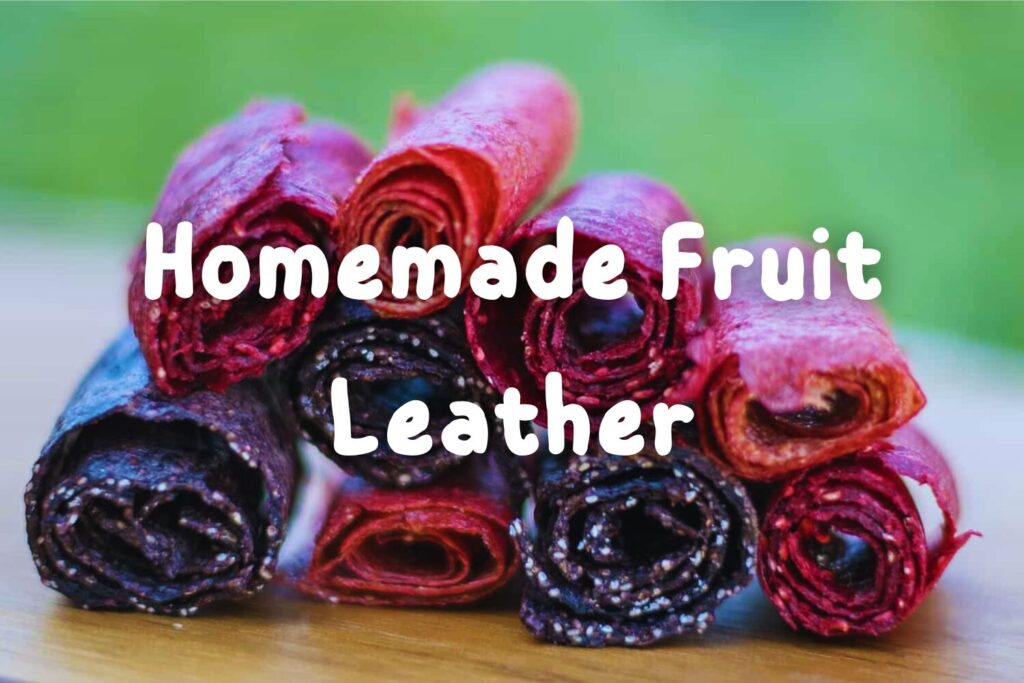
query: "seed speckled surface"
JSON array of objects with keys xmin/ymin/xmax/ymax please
[
  {"xmin": 288, "ymin": 298, "xmax": 524, "ymax": 494},
  {"xmin": 757, "ymin": 426, "xmax": 977, "ymax": 636},
  {"xmin": 512, "ymin": 444, "xmax": 757, "ymax": 647},
  {"xmin": 24, "ymin": 330, "xmax": 297, "ymax": 615}
]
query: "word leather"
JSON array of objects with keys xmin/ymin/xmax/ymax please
[{"xmin": 330, "ymin": 372, "xmax": 694, "ymax": 459}]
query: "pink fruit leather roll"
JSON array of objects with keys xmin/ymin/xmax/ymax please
[
  {"xmin": 129, "ymin": 101, "xmax": 372, "ymax": 394},
  {"xmin": 758, "ymin": 426, "xmax": 977, "ymax": 636}
]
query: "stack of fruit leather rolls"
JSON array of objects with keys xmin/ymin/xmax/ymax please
[
  {"xmin": 467, "ymin": 173, "xmax": 711, "ymax": 428},
  {"xmin": 511, "ymin": 443, "xmax": 757, "ymax": 647},
  {"xmin": 700, "ymin": 239, "xmax": 973, "ymax": 636},
  {"xmin": 25, "ymin": 331, "xmax": 297, "ymax": 615},
  {"xmin": 341, "ymin": 62, "xmax": 578, "ymax": 317},
  {"xmin": 129, "ymin": 101, "xmax": 372, "ymax": 395}
]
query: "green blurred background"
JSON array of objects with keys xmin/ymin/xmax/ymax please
[{"xmin": 1, "ymin": 2, "xmax": 1022, "ymax": 348}]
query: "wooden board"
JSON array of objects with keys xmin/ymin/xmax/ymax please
[{"xmin": 0, "ymin": 237, "xmax": 1021, "ymax": 682}]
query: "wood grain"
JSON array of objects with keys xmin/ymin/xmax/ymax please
[{"xmin": 0, "ymin": 237, "xmax": 1020, "ymax": 682}]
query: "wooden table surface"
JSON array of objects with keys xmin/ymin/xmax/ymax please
[{"xmin": 1, "ymin": 237, "xmax": 1021, "ymax": 682}]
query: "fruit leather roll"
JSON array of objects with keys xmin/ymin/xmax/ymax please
[
  {"xmin": 700, "ymin": 238, "xmax": 925, "ymax": 480},
  {"xmin": 280, "ymin": 449, "xmax": 518, "ymax": 607},
  {"xmin": 129, "ymin": 101, "xmax": 373, "ymax": 395},
  {"xmin": 288, "ymin": 297, "xmax": 504, "ymax": 488},
  {"xmin": 467, "ymin": 173, "xmax": 710, "ymax": 427},
  {"xmin": 758, "ymin": 426, "xmax": 976, "ymax": 636},
  {"xmin": 25, "ymin": 330, "xmax": 297, "ymax": 615},
  {"xmin": 342, "ymin": 62, "xmax": 577, "ymax": 317},
  {"xmin": 511, "ymin": 445, "xmax": 757, "ymax": 647}
]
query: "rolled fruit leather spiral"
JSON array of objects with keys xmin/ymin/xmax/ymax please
[
  {"xmin": 511, "ymin": 443, "xmax": 756, "ymax": 647},
  {"xmin": 700, "ymin": 238, "xmax": 925, "ymax": 481},
  {"xmin": 341, "ymin": 62, "xmax": 578, "ymax": 317},
  {"xmin": 758, "ymin": 426, "xmax": 977, "ymax": 636},
  {"xmin": 129, "ymin": 101, "xmax": 372, "ymax": 394},
  {"xmin": 466, "ymin": 173, "xmax": 711, "ymax": 429},
  {"xmin": 25, "ymin": 330, "xmax": 297, "ymax": 615}
]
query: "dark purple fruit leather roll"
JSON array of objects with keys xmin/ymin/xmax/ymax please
[
  {"xmin": 25, "ymin": 330, "xmax": 297, "ymax": 616},
  {"xmin": 512, "ymin": 444, "xmax": 757, "ymax": 647},
  {"xmin": 288, "ymin": 298, "xmax": 510, "ymax": 489}
]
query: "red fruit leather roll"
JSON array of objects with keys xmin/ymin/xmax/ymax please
[
  {"xmin": 281, "ymin": 451, "xmax": 518, "ymax": 607},
  {"xmin": 758, "ymin": 426, "xmax": 977, "ymax": 636},
  {"xmin": 700, "ymin": 238, "xmax": 925, "ymax": 480},
  {"xmin": 341, "ymin": 62, "xmax": 577, "ymax": 318},
  {"xmin": 129, "ymin": 101, "xmax": 372, "ymax": 395},
  {"xmin": 467, "ymin": 173, "xmax": 710, "ymax": 427},
  {"xmin": 25, "ymin": 330, "xmax": 297, "ymax": 615}
]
